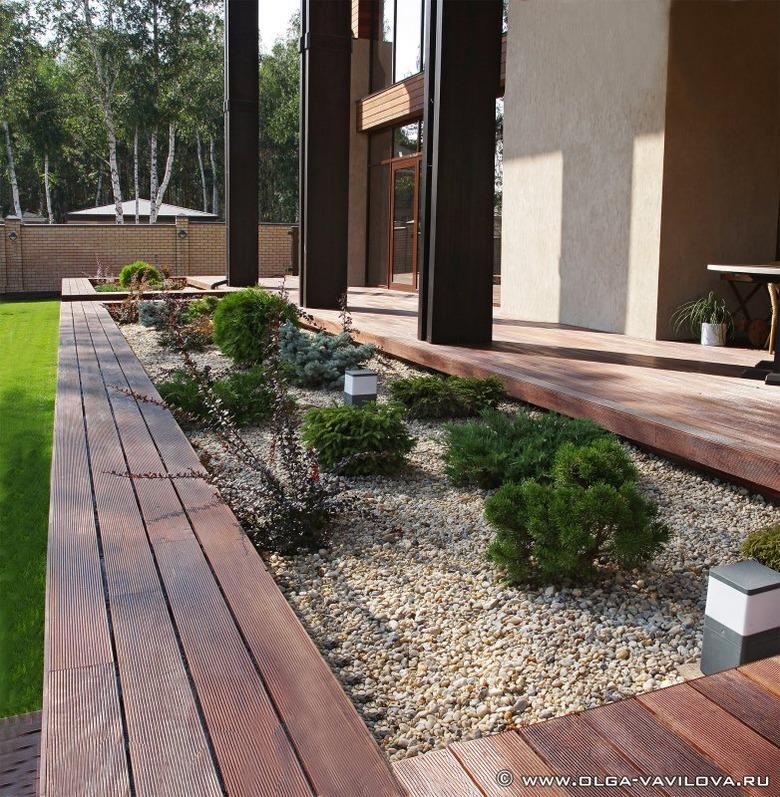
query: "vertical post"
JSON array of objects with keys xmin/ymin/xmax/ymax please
[
  {"xmin": 418, "ymin": 0, "xmax": 501, "ymax": 345},
  {"xmin": 224, "ymin": 0, "xmax": 259, "ymax": 287},
  {"xmin": 299, "ymin": 0, "xmax": 352, "ymax": 308},
  {"xmin": 4, "ymin": 216, "xmax": 23, "ymax": 293},
  {"xmin": 174, "ymin": 215, "xmax": 190, "ymax": 276}
]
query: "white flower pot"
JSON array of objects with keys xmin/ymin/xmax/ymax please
[{"xmin": 700, "ymin": 322, "xmax": 727, "ymax": 346}]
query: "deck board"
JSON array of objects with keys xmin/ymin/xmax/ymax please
[{"xmin": 638, "ymin": 683, "xmax": 780, "ymax": 795}]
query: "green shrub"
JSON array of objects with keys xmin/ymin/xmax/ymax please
[
  {"xmin": 158, "ymin": 366, "xmax": 275, "ymax": 426},
  {"xmin": 184, "ymin": 296, "xmax": 220, "ymax": 322},
  {"xmin": 389, "ymin": 375, "xmax": 504, "ymax": 419},
  {"xmin": 741, "ymin": 524, "xmax": 780, "ymax": 571},
  {"xmin": 301, "ymin": 402, "xmax": 415, "ymax": 475},
  {"xmin": 213, "ymin": 288, "xmax": 298, "ymax": 365},
  {"xmin": 279, "ymin": 324, "xmax": 375, "ymax": 389},
  {"xmin": 94, "ymin": 282, "xmax": 122, "ymax": 292},
  {"xmin": 551, "ymin": 438, "xmax": 637, "ymax": 489},
  {"xmin": 484, "ymin": 442, "xmax": 668, "ymax": 584},
  {"xmin": 118, "ymin": 260, "xmax": 162, "ymax": 288},
  {"xmin": 444, "ymin": 410, "xmax": 608, "ymax": 489}
]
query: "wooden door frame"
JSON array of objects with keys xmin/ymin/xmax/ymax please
[{"xmin": 387, "ymin": 153, "xmax": 421, "ymax": 292}]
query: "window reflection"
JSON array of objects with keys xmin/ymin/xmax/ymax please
[{"xmin": 371, "ymin": 0, "xmax": 425, "ymax": 91}]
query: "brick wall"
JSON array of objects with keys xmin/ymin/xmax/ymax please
[{"xmin": 0, "ymin": 217, "xmax": 297, "ymax": 294}]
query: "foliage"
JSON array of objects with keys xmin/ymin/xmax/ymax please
[
  {"xmin": 94, "ymin": 282, "xmax": 123, "ymax": 293},
  {"xmin": 118, "ymin": 260, "xmax": 162, "ymax": 288},
  {"xmin": 183, "ymin": 295, "xmax": 220, "ymax": 322},
  {"xmin": 106, "ymin": 295, "xmax": 139, "ymax": 324},
  {"xmin": 158, "ymin": 366, "xmax": 275, "ymax": 427},
  {"xmin": 213, "ymin": 288, "xmax": 298, "ymax": 366},
  {"xmin": 0, "ymin": 298, "xmax": 59, "ymax": 715},
  {"xmin": 484, "ymin": 442, "xmax": 669, "ymax": 584},
  {"xmin": 671, "ymin": 292, "xmax": 733, "ymax": 338},
  {"xmin": 389, "ymin": 375, "xmax": 504, "ymax": 419},
  {"xmin": 443, "ymin": 409, "xmax": 608, "ymax": 489},
  {"xmin": 301, "ymin": 402, "xmax": 415, "ymax": 476},
  {"xmin": 741, "ymin": 524, "xmax": 780, "ymax": 572},
  {"xmin": 138, "ymin": 293, "xmax": 345, "ymax": 554},
  {"xmin": 160, "ymin": 313, "xmax": 213, "ymax": 352},
  {"xmin": 138, "ymin": 300, "xmax": 166, "ymax": 327},
  {"xmin": 278, "ymin": 324, "xmax": 375, "ymax": 390}
]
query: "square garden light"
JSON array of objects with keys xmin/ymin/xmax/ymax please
[
  {"xmin": 344, "ymin": 368, "xmax": 378, "ymax": 406},
  {"xmin": 701, "ymin": 559, "xmax": 780, "ymax": 674}
]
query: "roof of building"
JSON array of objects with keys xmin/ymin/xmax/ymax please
[{"xmin": 66, "ymin": 199, "xmax": 218, "ymax": 220}]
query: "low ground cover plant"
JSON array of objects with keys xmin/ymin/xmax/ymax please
[
  {"xmin": 213, "ymin": 288, "xmax": 298, "ymax": 365},
  {"xmin": 94, "ymin": 281, "xmax": 123, "ymax": 292},
  {"xmin": 158, "ymin": 366, "xmax": 275, "ymax": 427},
  {"xmin": 444, "ymin": 409, "xmax": 607, "ymax": 489},
  {"xmin": 279, "ymin": 324, "xmax": 375, "ymax": 389},
  {"xmin": 485, "ymin": 439, "xmax": 669, "ymax": 584},
  {"xmin": 118, "ymin": 260, "xmax": 162, "ymax": 288},
  {"xmin": 184, "ymin": 296, "xmax": 220, "ymax": 322},
  {"xmin": 741, "ymin": 523, "xmax": 780, "ymax": 571},
  {"xmin": 390, "ymin": 374, "xmax": 504, "ymax": 419},
  {"xmin": 301, "ymin": 402, "xmax": 415, "ymax": 475}
]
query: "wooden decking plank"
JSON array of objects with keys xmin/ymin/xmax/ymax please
[
  {"xmin": 580, "ymin": 700, "xmax": 742, "ymax": 797},
  {"xmin": 690, "ymin": 669, "xmax": 780, "ymax": 747},
  {"xmin": 0, "ymin": 712, "xmax": 40, "ymax": 797},
  {"xmin": 449, "ymin": 731, "xmax": 568, "ymax": 797},
  {"xmin": 43, "ymin": 664, "xmax": 130, "ymax": 797},
  {"xmin": 393, "ymin": 749, "xmax": 482, "ymax": 797},
  {"xmin": 94, "ymin": 305, "xmax": 403, "ymax": 796},
  {"xmin": 41, "ymin": 304, "xmax": 130, "ymax": 797},
  {"xmin": 70, "ymin": 302, "xmax": 223, "ymax": 797},
  {"xmin": 521, "ymin": 714, "xmax": 665, "ymax": 797},
  {"xmin": 638, "ymin": 683, "xmax": 780, "ymax": 795},
  {"xmin": 83, "ymin": 304, "xmax": 313, "ymax": 797},
  {"xmin": 739, "ymin": 655, "xmax": 780, "ymax": 697}
]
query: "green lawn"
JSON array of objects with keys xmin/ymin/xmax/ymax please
[{"xmin": 0, "ymin": 298, "xmax": 59, "ymax": 717}]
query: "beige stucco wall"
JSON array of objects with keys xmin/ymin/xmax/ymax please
[
  {"xmin": 655, "ymin": 0, "xmax": 779, "ymax": 339},
  {"xmin": 347, "ymin": 38, "xmax": 371, "ymax": 286},
  {"xmin": 501, "ymin": 0, "xmax": 671, "ymax": 338}
]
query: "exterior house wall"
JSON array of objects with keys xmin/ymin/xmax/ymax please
[
  {"xmin": 0, "ymin": 218, "xmax": 296, "ymax": 294},
  {"xmin": 655, "ymin": 0, "xmax": 780, "ymax": 339},
  {"xmin": 501, "ymin": 0, "xmax": 670, "ymax": 338}
]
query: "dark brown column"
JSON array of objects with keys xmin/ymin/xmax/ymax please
[
  {"xmin": 224, "ymin": 0, "xmax": 259, "ymax": 286},
  {"xmin": 418, "ymin": 0, "xmax": 501, "ymax": 345},
  {"xmin": 299, "ymin": 0, "xmax": 352, "ymax": 308}
]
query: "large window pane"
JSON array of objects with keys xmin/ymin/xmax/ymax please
[
  {"xmin": 393, "ymin": 122, "xmax": 419, "ymax": 158},
  {"xmin": 394, "ymin": 0, "xmax": 423, "ymax": 80},
  {"xmin": 371, "ymin": 0, "xmax": 395, "ymax": 91}
]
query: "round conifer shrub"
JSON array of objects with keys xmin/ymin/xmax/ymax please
[
  {"xmin": 118, "ymin": 260, "xmax": 162, "ymax": 288},
  {"xmin": 212, "ymin": 288, "xmax": 298, "ymax": 366}
]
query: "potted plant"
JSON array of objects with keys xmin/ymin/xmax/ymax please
[
  {"xmin": 700, "ymin": 523, "xmax": 780, "ymax": 674},
  {"xmin": 671, "ymin": 291, "xmax": 733, "ymax": 346}
]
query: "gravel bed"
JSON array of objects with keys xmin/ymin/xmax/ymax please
[{"xmin": 122, "ymin": 323, "xmax": 780, "ymax": 760}]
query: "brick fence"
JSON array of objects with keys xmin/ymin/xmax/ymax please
[{"xmin": 0, "ymin": 216, "xmax": 298, "ymax": 294}]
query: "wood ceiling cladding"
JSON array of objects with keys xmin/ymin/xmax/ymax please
[{"xmin": 357, "ymin": 34, "xmax": 507, "ymax": 133}]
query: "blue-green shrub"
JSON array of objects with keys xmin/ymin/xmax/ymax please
[{"xmin": 279, "ymin": 324, "xmax": 375, "ymax": 389}]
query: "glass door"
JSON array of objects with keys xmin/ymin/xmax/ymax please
[{"xmin": 389, "ymin": 157, "xmax": 420, "ymax": 289}]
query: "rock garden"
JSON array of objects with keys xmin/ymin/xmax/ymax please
[{"xmin": 117, "ymin": 286, "xmax": 780, "ymax": 761}]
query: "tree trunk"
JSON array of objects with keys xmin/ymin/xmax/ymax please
[
  {"xmin": 3, "ymin": 121, "xmax": 22, "ymax": 218},
  {"xmin": 149, "ymin": 128, "xmax": 158, "ymax": 220},
  {"xmin": 133, "ymin": 127, "xmax": 139, "ymax": 224},
  {"xmin": 209, "ymin": 134, "xmax": 218, "ymax": 216},
  {"xmin": 196, "ymin": 132, "xmax": 208, "ymax": 212},
  {"xmin": 105, "ymin": 103, "xmax": 124, "ymax": 224},
  {"xmin": 95, "ymin": 166, "xmax": 103, "ymax": 206},
  {"xmin": 44, "ymin": 150, "xmax": 53, "ymax": 223},
  {"xmin": 150, "ymin": 123, "xmax": 175, "ymax": 224}
]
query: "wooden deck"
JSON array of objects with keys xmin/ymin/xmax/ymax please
[
  {"xmin": 41, "ymin": 300, "xmax": 402, "ymax": 796},
  {"xmin": 60, "ymin": 276, "xmax": 237, "ymax": 302},
  {"xmin": 256, "ymin": 278, "xmax": 780, "ymax": 498},
  {"xmin": 0, "ymin": 712, "xmax": 40, "ymax": 796},
  {"xmin": 393, "ymin": 656, "xmax": 780, "ymax": 796}
]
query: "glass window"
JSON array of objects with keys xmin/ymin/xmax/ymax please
[
  {"xmin": 392, "ymin": 122, "xmax": 420, "ymax": 158},
  {"xmin": 394, "ymin": 0, "xmax": 423, "ymax": 81},
  {"xmin": 371, "ymin": 0, "xmax": 424, "ymax": 91}
]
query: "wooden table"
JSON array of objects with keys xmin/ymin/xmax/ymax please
[{"xmin": 708, "ymin": 263, "xmax": 780, "ymax": 385}]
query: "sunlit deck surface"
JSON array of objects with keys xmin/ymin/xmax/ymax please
[{"xmin": 256, "ymin": 277, "xmax": 779, "ymax": 499}]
